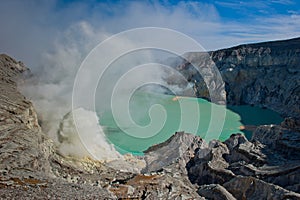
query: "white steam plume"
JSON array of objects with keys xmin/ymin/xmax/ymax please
[
  {"xmin": 20, "ymin": 22, "xmax": 123, "ymax": 159},
  {"xmin": 20, "ymin": 22, "xmax": 178, "ymax": 159},
  {"xmin": 21, "ymin": 22, "xmax": 107, "ymax": 141}
]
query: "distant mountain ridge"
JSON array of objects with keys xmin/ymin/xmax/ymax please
[{"xmin": 215, "ymin": 37, "xmax": 300, "ymax": 51}]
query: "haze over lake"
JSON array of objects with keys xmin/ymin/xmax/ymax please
[{"xmin": 99, "ymin": 91, "xmax": 283, "ymax": 155}]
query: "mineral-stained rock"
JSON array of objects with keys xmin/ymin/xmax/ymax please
[{"xmin": 108, "ymin": 172, "xmax": 202, "ymax": 199}]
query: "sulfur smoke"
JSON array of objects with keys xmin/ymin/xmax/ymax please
[
  {"xmin": 12, "ymin": 1, "xmax": 225, "ymax": 160},
  {"xmin": 19, "ymin": 23, "xmax": 174, "ymax": 159},
  {"xmin": 20, "ymin": 23, "xmax": 203, "ymax": 160}
]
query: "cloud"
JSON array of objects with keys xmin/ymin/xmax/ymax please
[
  {"xmin": 271, "ymin": 0, "xmax": 294, "ymax": 5},
  {"xmin": 0, "ymin": 0, "xmax": 299, "ymax": 66},
  {"xmin": 216, "ymin": 0, "xmax": 294, "ymax": 10}
]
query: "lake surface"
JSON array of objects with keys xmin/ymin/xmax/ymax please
[{"xmin": 98, "ymin": 91, "xmax": 282, "ymax": 155}]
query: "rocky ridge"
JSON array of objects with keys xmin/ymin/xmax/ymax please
[{"xmin": 167, "ymin": 37, "xmax": 300, "ymax": 118}]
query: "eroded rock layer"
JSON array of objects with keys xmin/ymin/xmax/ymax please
[{"xmin": 167, "ymin": 37, "xmax": 300, "ymax": 118}]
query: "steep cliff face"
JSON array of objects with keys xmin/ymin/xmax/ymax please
[
  {"xmin": 170, "ymin": 37, "xmax": 300, "ymax": 118},
  {"xmin": 0, "ymin": 54, "xmax": 49, "ymax": 173},
  {"xmin": 0, "ymin": 55, "xmax": 40, "ymax": 132}
]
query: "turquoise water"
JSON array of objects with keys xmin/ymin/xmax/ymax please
[{"xmin": 98, "ymin": 92, "xmax": 282, "ymax": 155}]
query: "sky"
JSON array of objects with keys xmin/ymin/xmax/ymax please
[{"xmin": 0, "ymin": 0, "xmax": 300, "ymax": 67}]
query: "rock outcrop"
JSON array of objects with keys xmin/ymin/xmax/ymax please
[
  {"xmin": 142, "ymin": 131, "xmax": 204, "ymax": 173},
  {"xmin": 167, "ymin": 37, "xmax": 300, "ymax": 118},
  {"xmin": 185, "ymin": 121, "xmax": 300, "ymax": 196},
  {"xmin": 0, "ymin": 54, "xmax": 117, "ymax": 198},
  {"xmin": 141, "ymin": 124, "xmax": 300, "ymax": 199}
]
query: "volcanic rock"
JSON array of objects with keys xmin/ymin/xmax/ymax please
[
  {"xmin": 0, "ymin": 54, "xmax": 202, "ymax": 199},
  {"xmin": 167, "ymin": 37, "xmax": 300, "ymax": 118}
]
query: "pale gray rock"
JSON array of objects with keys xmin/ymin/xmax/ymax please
[
  {"xmin": 224, "ymin": 133, "xmax": 266, "ymax": 166},
  {"xmin": 187, "ymin": 139, "xmax": 235, "ymax": 185},
  {"xmin": 185, "ymin": 122, "xmax": 300, "ymax": 196},
  {"xmin": 142, "ymin": 131, "xmax": 205, "ymax": 173},
  {"xmin": 0, "ymin": 54, "xmax": 51, "ymax": 175}
]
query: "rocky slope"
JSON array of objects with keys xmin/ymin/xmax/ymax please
[
  {"xmin": 167, "ymin": 37, "xmax": 300, "ymax": 118},
  {"xmin": 0, "ymin": 37, "xmax": 300, "ymax": 200},
  {"xmin": 0, "ymin": 54, "xmax": 204, "ymax": 199}
]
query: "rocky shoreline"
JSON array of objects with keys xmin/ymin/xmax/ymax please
[{"xmin": 1, "ymin": 37, "xmax": 300, "ymax": 199}]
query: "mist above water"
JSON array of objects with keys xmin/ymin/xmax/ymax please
[{"xmin": 20, "ymin": 23, "xmax": 206, "ymax": 160}]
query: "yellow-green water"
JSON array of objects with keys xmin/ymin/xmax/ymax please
[{"xmin": 99, "ymin": 92, "xmax": 282, "ymax": 155}]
